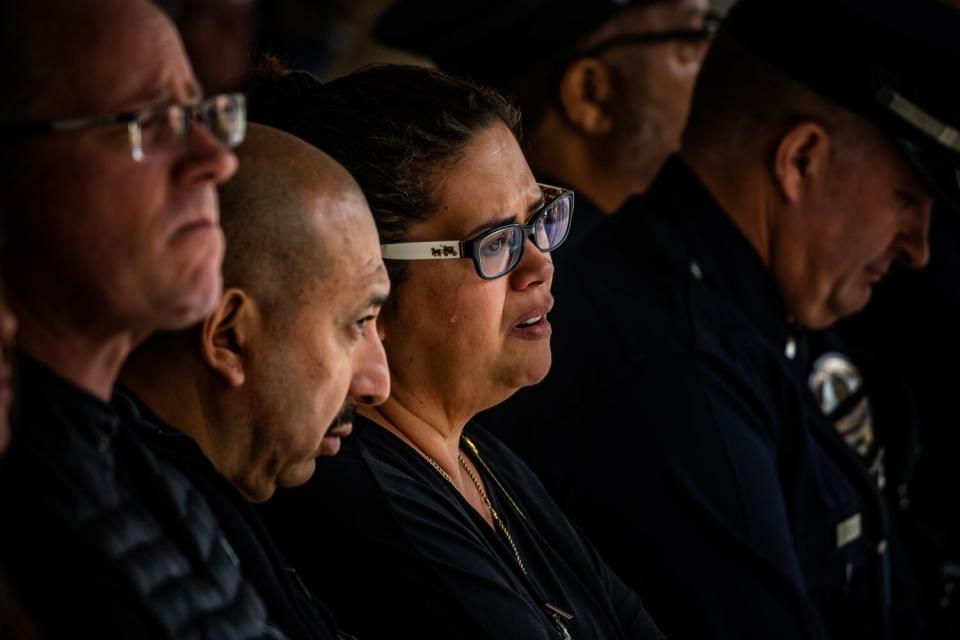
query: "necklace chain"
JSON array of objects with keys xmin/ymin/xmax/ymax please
[
  {"xmin": 424, "ymin": 449, "xmax": 528, "ymax": 576},
  {"xmin": 423, "ymin": 443, "xmax": 575, "ymax": 639}
]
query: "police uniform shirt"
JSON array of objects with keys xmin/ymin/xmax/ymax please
[{"xmin": 482, "ymin": 157, "xmax": 923, "ymax": 640}]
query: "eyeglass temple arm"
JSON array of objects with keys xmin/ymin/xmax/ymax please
[
  {"xmin": 0, "ymin": 112, "xmax": 132, "ymax": 138},
  {"xmin": 0, "ymin": 93, "xmax": 245, "ymax": 140},
  {"xmin": 381, "ymin": 241, "xmax": 466, "ymax": 260}
]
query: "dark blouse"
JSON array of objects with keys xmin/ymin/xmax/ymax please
[{"xmin": 258, "ymin": 415, "xmax": 664, "ymax": 640}]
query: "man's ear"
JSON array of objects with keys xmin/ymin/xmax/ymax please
[
  {"xmin": 199, "ymin": 288, "xmax": 256, "ymax": 387},
  {"xmin": 773, "ymin": 120, "xmax": 832, "ymax": 204},
  {"xmin": 557, "ymin": 57, "xmax": 616, "ymax": 136}
]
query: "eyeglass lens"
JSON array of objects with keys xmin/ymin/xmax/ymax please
[
  {"xmin": 200, "ymin": 94, "xmax": 246, "ymax": 147},
  {"xmin": 136, "ymin": 95, "xmax": 245, "ymax": 157},
  {"xmin": 476, "ymin": 195, "xmax": 572, "ymax": 278}
]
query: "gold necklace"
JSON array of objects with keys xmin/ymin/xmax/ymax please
[
  {"xmin": 423, "ymin": 448, "xmax": 528, "ymax": 576},
  {"xmin": 423, "ymin": 441, "xmax": 574, "ymax": 639}
]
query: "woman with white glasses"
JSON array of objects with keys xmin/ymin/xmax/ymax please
[{"xmin": 252, "ymin": 64, "xmax": 664, "ymax": 640}]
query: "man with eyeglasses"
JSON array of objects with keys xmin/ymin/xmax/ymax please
[
  {"xmin": 376, "ymin": 0, "xmax": 716, "ymax": 254},
  {"xmin": 0, "ymin": 1, "xmax": 282, "ymax": 638},
  {"xmin": 477, "ymin": 0, "xmax": 960, "ymax": 638}
]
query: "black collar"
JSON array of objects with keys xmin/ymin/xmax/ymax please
[
  {"xmin": 12, "ymin": 352, "xmax": 121, "ymax": 454},
  {"xmin": 640, "ymin": 156, "xmax": 796, "ymax": 354}
]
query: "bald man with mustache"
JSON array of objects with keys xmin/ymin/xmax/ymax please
[{"xmin": 119, "ymin": 124, "xmax": 391, "ymax": 640}]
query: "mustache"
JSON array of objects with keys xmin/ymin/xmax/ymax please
[{"xmin": 328, "ymin": 402, "xmax": 356, "ymax": 431}]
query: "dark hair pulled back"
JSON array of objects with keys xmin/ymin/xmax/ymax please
[{"xmin": 246, "ymin": 61, "xmax": 521, "ymax": 285}]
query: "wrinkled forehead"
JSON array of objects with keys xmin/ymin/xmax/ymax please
[{"xmin": 25, "ymin": 0, "xmax": 198, "ymax": 119}]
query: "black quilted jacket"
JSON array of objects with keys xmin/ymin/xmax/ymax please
[
  {"xmin": 0, "ymin": 355, "xmax": 283, "ymax": 639},
  {"xmin": 115, "ymin": 389, "xmax": 345, "ymax": 640}
]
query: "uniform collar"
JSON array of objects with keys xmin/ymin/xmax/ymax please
[{"xmin": 642, "ymin": 156, "xmax": 799, "ymax": 358}]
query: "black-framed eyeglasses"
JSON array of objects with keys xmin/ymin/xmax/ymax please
[
  {"xmin": 0, "ymin": 92, "xmax": 246, "ymax": 161},
  {"xmin": 576, "ymin": 11, "xmax": 722, "ymax": 59},
  {"xmin": 381, "ymin": 183, "xmax": 574, "ymax": 280}
]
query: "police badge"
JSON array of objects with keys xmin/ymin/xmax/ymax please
[{"xmin": 808, "ymin": 352, "xmax": 886, "ymax": 489}]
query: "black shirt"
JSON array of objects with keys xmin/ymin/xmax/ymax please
[
  {"xmin": 482, "ymin": 157, "xmax": 922, "ymax": 640},
  {"xmin": 258, "ymin": 415, "xmax": 664, "ymax": 640}
]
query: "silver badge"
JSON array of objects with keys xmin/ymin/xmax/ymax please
[{"xmin": 808, "ymin": 352, "xmax": 874, "ymax": 457}]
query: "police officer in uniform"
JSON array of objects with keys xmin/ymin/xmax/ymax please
[{"xmin": 484, "ymin": 0, "xmax": 960, "ymax": 637}]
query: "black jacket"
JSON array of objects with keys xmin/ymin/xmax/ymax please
[
  {"xmin": 114, "ymin": 389, "xmax": 346, "ymax": 640},
  {"xmin": 482, "ymin": 157, "xmax": 923, "ymax": 640},
  {"xmin": 0, "ymin": 355, "xmax": 277, "ymax": 639},
  {"xmin": 258, "ymin": 415, "xmax": 665, "ymax": 640}
]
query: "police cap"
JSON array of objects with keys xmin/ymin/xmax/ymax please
[
  {"xmin": 375, "ymin": 0, "xmax": 656, "ymax": 86},
  {"xmin": 723, "ymin": 0, "xmax": 960, "ymax": 212}
]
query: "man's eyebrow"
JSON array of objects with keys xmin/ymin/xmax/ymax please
[
  {"xmin": 118, "ymin": 85, "xmax": 170, "ymax": 112},
  {"xmin": 120, "ymin": 80, "xmax": 205, "ymax": 113},
  {"xmin": 368, "ymin": 293, "xmax": 389, "ymax": 309},
  {"xmin": 347, "ymin": 289, "xmax": 389, "ymax": 322}
]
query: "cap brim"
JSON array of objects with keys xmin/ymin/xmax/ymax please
[{"xmin": 893, "ymin": 136, "xmax": 960, "ymax": 216}]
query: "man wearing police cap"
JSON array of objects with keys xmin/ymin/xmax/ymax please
[
  {"xmin": 486, "ymin": 0, "xmax": 960, "ymax": 637},
  {"xmin": 376, "ymin": 0, "xmax": 717, "ymax": 254}
]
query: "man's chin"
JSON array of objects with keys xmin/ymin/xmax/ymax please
[
  {"xmin": 158, "ymin": 270, "xmax": 223, "ymax": 331},
  {"xmin": 276, "ymin": 459, "xmax": 319, "ymax": 490}
]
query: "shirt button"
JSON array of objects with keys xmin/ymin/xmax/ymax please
[
  {"xmin": 690, "ymin": 261, "xmax": 703, "ymax": 280},
  {"xmin": 785, "ymin": 336, "xmax": 797, "ymax": 360}
]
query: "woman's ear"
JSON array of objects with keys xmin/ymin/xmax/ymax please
[
  {"xmin": 557, "ymin": 57, "xmax": 617, "ymax": 136},
  {"xmin": 199, "ymin": 288, "xmax": 256, "ymax": 387},
  {"xmin": 773, "ymin": 120, "xmax": 832, "ymax": 204}
]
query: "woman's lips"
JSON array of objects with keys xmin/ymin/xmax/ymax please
[
  {"xmin": 509, "ymin": 302, "xmax": 553, "ymax": 340},
  {"xmin": 509, "ymin": 315, "xmax": 552, "ymax": 340}
]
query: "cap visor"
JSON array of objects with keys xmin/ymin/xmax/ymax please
[{"xmin": 893, "ymin": 136, "xmax": 960, "ymax": 215}]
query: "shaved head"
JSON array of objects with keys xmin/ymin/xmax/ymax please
[
  {"xmin": 122, "ymin": 124, "xmax": 390, "ymax": 502},
  {"xmin": 219, "ymin": 124, "xmax": 370, "ymax": 315}
]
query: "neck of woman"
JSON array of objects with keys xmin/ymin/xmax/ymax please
[
  {"xmin": 360, "ymin": 388, "xmax": 468, "ymax": 473},
  {"xmin": 361, "ymin": 382, "xmax": 503, "ymax": 528},
  {"xmin": 360, "ymin": 394, "xmax": 497, "ymax": 529}
]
